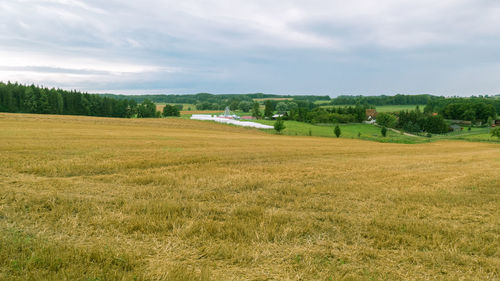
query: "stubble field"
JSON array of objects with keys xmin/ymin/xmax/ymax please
[{"xmin": 0, "ymin": 113, "xmax": 499, "ymax": 280}]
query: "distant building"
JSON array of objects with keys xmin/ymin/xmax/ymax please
[
  {"xmin": 272, "ymin": 113, "xmax": 288, "ymax": 119},
  {"xmin": 450, "ymin": 124, "xmax": 462, "ymax": 132},
  {"xmin": 240, "ymin": 116, "xmax": 256, "ymax": 120},
  {"xmin": 365, "ymin": 109, "xmax": 377, "ymax": 119},
  {"xmin": 493, "ymin": 120, "xmax": 500, "ymax": 127}
]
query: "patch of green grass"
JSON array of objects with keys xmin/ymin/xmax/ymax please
[
  {"xmin": 0, "ymin": 228, "xmax": 142, "ymax": 281},
  {"xmin": 375, "ymin": 105, "xmax": 424, "ymax": 112},
  {"xmin": 432, "ymin": 127, "xmax": 499, "ymax": 143},
  {"xmin": 251, "ymin": 120, "xmax": 428, "ymax": 144}
]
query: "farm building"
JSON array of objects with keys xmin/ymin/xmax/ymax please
[
  {"xmin": 271, "ymin": 113, "xmax": 288, "ymax": 119},
  {"xmin": 366, "ymin": 109, "xmax": 377, "ymax": 119},
  {"xmin": 450, "ymin": 124, "xmax": 462, "ymax": 132},
  {"xmin": 494, "ymin": 120, "xmax": 500, "ymax": 127}
]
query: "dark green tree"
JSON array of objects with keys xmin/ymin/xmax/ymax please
[
  {"xmin": 136, "ymin": 99, "xmax": 157, "ymax": 118},
  {"xmin": 264, "ymin": 100, "xmax": 273, "ymax": 118},
  {"xmin": 251, "ymin": 102, "xmax": 261, "ymax": 119},
  {"xmin": 238, "ymin": 101, "xmax": 253, "ymax": 112},
  {"xmin": 252, "ymin": 101, "xmax": 262, "ymax": 119},
  {"xmin": 275, "ymin": 102, "xmax": 288, "ymax": 113},
  {"xmin": 376, "ymin": 113, "xmax": 397, "ymax": 128},
  {"xmin": 334, "ymin": 125, "xmax": 341, "ymax": 138},
  {"xmin": 163, "ymin": 104, "xmax": 180, "ymax": 117},
  {"xmin": 491, "ymin": 127, "xmax": 500, "ymax": 139},
  {"xmin": 274, "ymin": 118, "xmax": 285, "ymax": 134},
  {"xmin": 381, "ymin": 126, "xmax": 387, "ymax": 137}
]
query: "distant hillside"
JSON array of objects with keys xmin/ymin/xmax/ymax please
[{"xmin": 99, "ymin": 93, "xmax": 331, "ymax": 104}]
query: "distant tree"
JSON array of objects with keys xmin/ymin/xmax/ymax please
[
  {"xmin": 251, "ymin": 102, "xmax": 261, "ymax": 119},
  {"xmin": 137, "ymin": 99, "xmax": 157, "ymax": 118},
  {"xmin": 264, "ymin": 100, "xmax": 273, "ymax": 118},
  {"xmin": 376, "ymin": 113, "xmax": 397, "ymax": 128},
  {"xmin": 239, "ymin": 101, "xmax": 253, "ymax": 112},
  {"xmin": 381, "ymin": 126, "xmax": 387, "ymax": 137},
  {"xmin": 334, "ymin": 125, "xmax": 341, "ymax": 138},
  {"xmin": 491, "ymin": 127, "xmax": 500, "ymax": 139},
  {"xmin": 276, "ymin": 102, "xmax": 288, "ymax": 113},
  {"xmin": 288, "ymin": 102, "xmax": 298, "ymax": 111},
  {"xmin": 163, "ymin": 104, "xmax": 180, "ymax": 117},
  {"xmin": 228, "ymin": 98, "xmax": 240, "ymax": 111},
  {"xmin": 274, "ymin": 118, "xmax": 285, "ymax": 134},
  {"xmin": 487, "ymin": 116, "xmax": 493, "ymax": 126}
]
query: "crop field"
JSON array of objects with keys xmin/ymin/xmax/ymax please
[
  {"xmin": 319, "ymin": 104, "xmax": 424, "ymax": 113},
  {"xmin": 0, "ymin": 113, "xmax": 499, "ymax": 281},
  {"xmin": 180, "ymin": 110, "xmax": 223, "ymax": 116},
  {"xmin": 253, "ymin": 98, "xmax": 293, "ymax": 102}
]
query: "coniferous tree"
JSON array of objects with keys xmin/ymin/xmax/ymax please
[{"xmin": 334, "ymin": 125, "xmax": 341, "ymax": 138}]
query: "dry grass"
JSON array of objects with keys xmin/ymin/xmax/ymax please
[{"xmin": 0, "ymin": 113, "xmax": 499, "ymax": 281}]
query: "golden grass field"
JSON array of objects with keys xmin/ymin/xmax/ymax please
[{"xmin": 0, "ymin": 113, "xmax": 499, "ymax": 281}]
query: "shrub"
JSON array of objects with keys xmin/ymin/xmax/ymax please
[
  {"xmin": 274, "ymin": 118, "xmax": 285, "ymax": 134},
  {"xmin": 376, "ymin": 113, "xmax": 397, "ymax": 128},
  {"xmin": 163, "ymin": 104, "xmax": 180, "ymax": 117},
  {"xmin": 334, "ymin": 125, "xmax": 341, "ymax": 138},
  {"xmin": 381, "ymin": 126, "xmax": 387, "ymax": 137},
  {"xmin": 491, "ymin": 127, "xmax": 500, "ymax": 139}
]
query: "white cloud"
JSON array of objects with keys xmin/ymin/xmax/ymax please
[{"xmin": 1, "ymin": 0, "xmax": 500, "ymax": 94}]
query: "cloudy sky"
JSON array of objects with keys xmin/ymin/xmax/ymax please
[{"xmin": 1, "ymin": 0, "xmax": 500, "ymax": 95}]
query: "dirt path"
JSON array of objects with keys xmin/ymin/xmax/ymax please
[{"xmin": 374, "ymin": 123, "xmax": 419, "ymax": 137}]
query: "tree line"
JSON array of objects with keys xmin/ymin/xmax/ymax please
[
  {"xmin": 102, "ymin": 92, "xmax": 330, "ymax": 108},
  {"xmin": 330, "ymin": 94, "xmax": 439, "ymax": 105},
  {"xmin": 0, "ymin": 82, "xmax": 180, "ymax": 118},
  {"xmin": 424, "ymin": 98, "xmax": 498, "ymax": 124},
  {"xmin": 376, "ymin": 108, "xmax": 449, "ymax": 134}
]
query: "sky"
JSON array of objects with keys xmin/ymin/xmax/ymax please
[{"xmin": 1, "ymin": 0, "xmax": 500, "ymax": 96}]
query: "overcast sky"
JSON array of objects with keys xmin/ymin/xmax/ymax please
[{"xmin": 1, "ymin": 0, "xmax": 500, "ymax": 96}]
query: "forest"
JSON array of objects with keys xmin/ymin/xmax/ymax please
[{"xmin": 0, "ymin": 82, "xmax": 158, "ymax": 118}]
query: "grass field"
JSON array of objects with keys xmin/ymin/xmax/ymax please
[
  {"xmin": 320, "ymin": 104, "xmax": 424, "ymax": 113},
  {"xmin": 248, "ymin": 120, "xmax": 499, "ymax": 144},
  {"xmin": 248, "ymin": 120, "xmax": 428, "ymax": 144},
  {"xmin": 1, "ymin": 113, "xmax": 499, "ymax": 280}
]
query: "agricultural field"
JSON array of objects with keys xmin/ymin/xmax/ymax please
[
  {"xmin": 156, "ymin": 104, "xmax": 197, "ymax": 112},
  {"xmin": 253, "ymin": 98, "xmax": 293, "ymax": 102},
  {"xmin": 1, "ymin": 113, "xmax": 499, "ymax": 280},
  {"xmin": 320, "ymin": 104, "xmax": 424, "ymax": 113}
]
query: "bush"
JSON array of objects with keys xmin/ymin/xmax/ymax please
[
  {"xmin": 377, "ymin": 113, "xmax": 397, "ymax": 128},
  {"xmin": 381, "ymin": 126, "xmax": 387, "ymax": 137},
  {"xmin": 334, "ymin": 125, "xmax": 341, "ymax": 138},
  {"xmin": 491, "ymin": 127, "xmax": 500, "ymax": 139},
  {"xmin": 163, "ymin": 104, "xmax": 180, "ymax": 117},
  {"xmin": 274, "ymin": 118, "xmax": 285, "ymax": 134}
]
